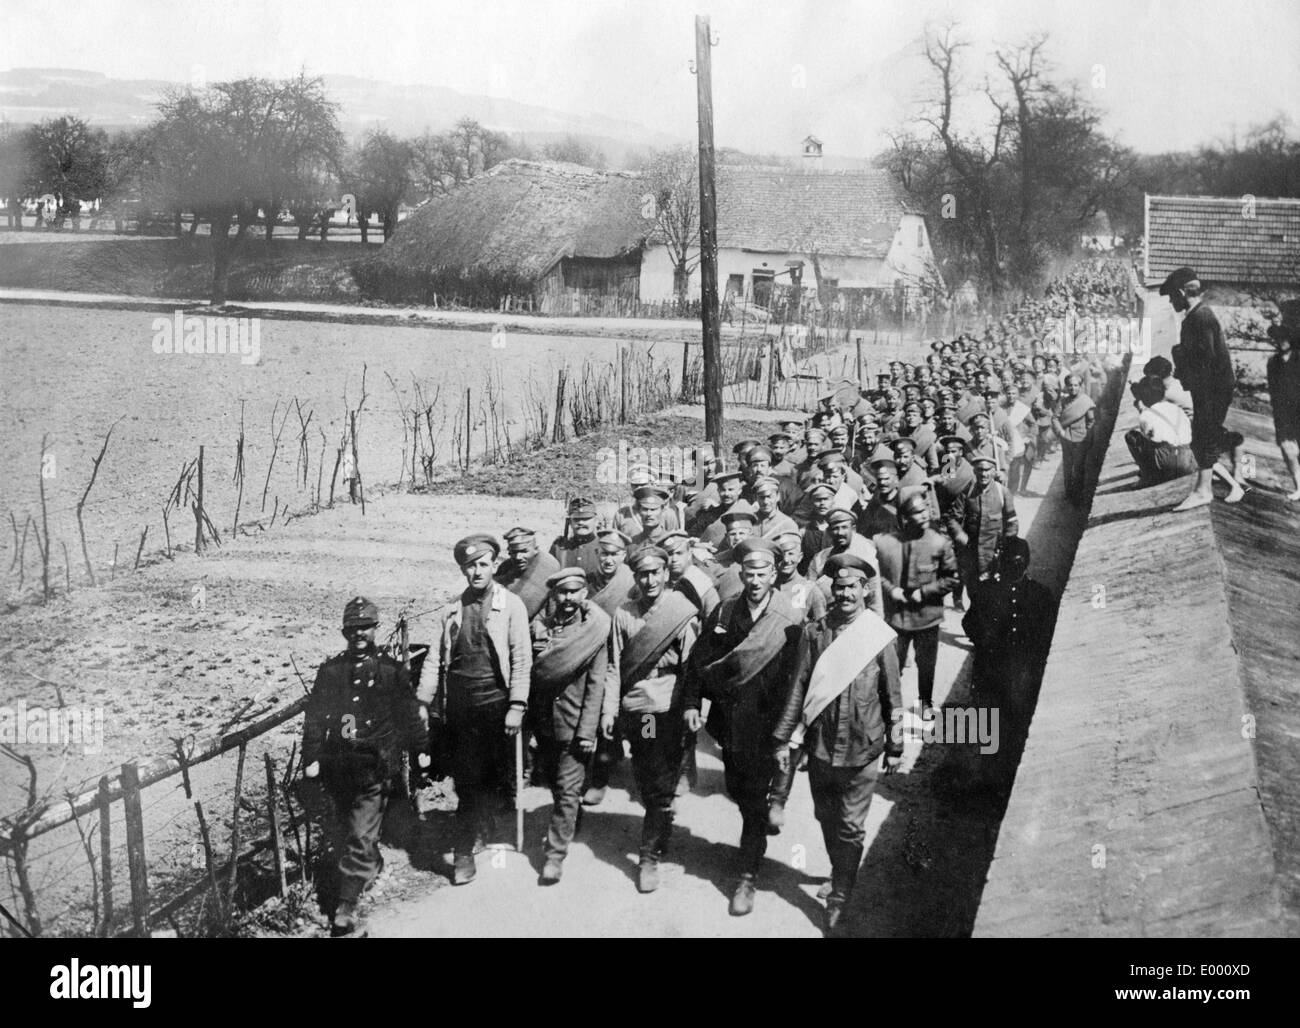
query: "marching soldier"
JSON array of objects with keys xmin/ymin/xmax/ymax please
[
  {"xmin": 607, "ymin": 546, "xmax": 699, "ymax": 893},
  {"xmin": 683, "ymin": 538, "xmax": 804, "ymax": 916},
  {"xmin": 302, "ymin": 597, "xmax": 429, "ymax": 936},
  {"xmin": 550, "ymin": 497, "xmax": 603, "ymax": 577},
  {"xmin": 586, "ymin": 529, "xmax": 635, "ymax": 619},
  {"xmin": 621, "ymin": 483, "xmax": 673, "ymax": 549},
  {"xmin": 423, "ymin": 534, "xmax": 532, "ymax": 886},
  {"xmin": 772, "ymin": 553, "xmax": 904, "ymax": 935},
  {"xmin": 663, "ymin": 530, "xmax": 720, "ymax": 619},
  {"xmin": 872, "ymin": 492, "xmax": 959, "ymax": 718},
  {"xmin": 946, "ymin": 454, "xmax": 1019, "ymax": 610},
  {"xmin": 528, "ymin": 568, "xmax": 610, "ymax": 884},
  {"xmin": 496, "ymin": 526, "xmax": 561, "ymax": 620},
  {"xmin": 581, "ymin": 530, "xmax": 635, "ymax": 807}
]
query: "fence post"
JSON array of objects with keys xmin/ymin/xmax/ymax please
[
  {"xmin": 98, "ymin": 776, "xmax": 113, "ymax": 936},
  {"xmin": 226, "ymin": 741, "xmax": 247, "ymax": 910},
  {"xmin": 855, "ymin": 336, "xmax": 864, "ymax": 387},
  {"xmin": 120, "ymin": 761, "xmax": 148, "ymax": 937},
  {"xmin": 765, "ymin": 334, "xmax": 776, "ymax": 408},
  {"xmin": 619, "ymin": 348, "xmax": 628, "ymax": 424},
  {"xmin": 194, "ymin": 445, "xmax": 205, "ymax": 555},
  {"xmin": 264, "ymin": 754, "xmax": 286, "ymax": 898}
]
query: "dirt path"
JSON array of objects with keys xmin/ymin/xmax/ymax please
[{"xmin": 359, "ymin": 445, "xmax": 1082, "ymax": 939}]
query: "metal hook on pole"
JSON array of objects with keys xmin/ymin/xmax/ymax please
[{"xmin": 710, "ymin": 30, "xmax": 720, "ymax": 46}]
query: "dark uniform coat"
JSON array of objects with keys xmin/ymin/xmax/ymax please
[{"xmin": 303, "ymin": 651, "xmax": 428, "ymax": 790}]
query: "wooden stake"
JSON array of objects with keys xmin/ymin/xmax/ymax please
[
  {"xmin": 120, "ymin": 762, "xmax": 149, "ymax": 937},
  {"xmin": 193, "ymin": 445, "xmax": 205, "ymax": 555},
  {"xmin": 194, "ymin": 800, "xmax": 224, "ymax": 922},
  {"xmin": 133, "ymin": 526, "xmax": 148, "ymax": 571},
  {"xmin": 98, "ymin": 776, "xmax": 113, "ymax": 936},
  {"xmin": 264, "ymin": 754, "xmax": 286, "ymax": 897},
  {"xmin": 226, "ymin": 741, "xmax": 246, "ymax": 909},
  {"xmin": 38, "ymin": 434, "xmax": 51, "ymax": 602}
]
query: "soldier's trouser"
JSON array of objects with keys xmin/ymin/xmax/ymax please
[
  {"xmin": 723, "ymin": 752, "xmax": 773, "ymax": 875},
  {"xmin": 447, "ymin": 697, "xmax": 509, "ymax": 855},
  {"xmin": 331, "ymin": 780, "xmax": 388, "ymax": 904},
  {"xmin": 808, "ymin": 758, "xmax": 880, "ymax": 906},
  {"xmin": 623, "ymin": 710, "xmax": 684, "ymax": 857},
  {"xmin": 583, "ymin": 721, "xmax": 623, "ymax": 792},
  {"xmin": 1060, "ymin": 438, "xmax": 1089, "ymax": 502},
  {"xmin": 895, "ymin": 626, "xmax": 940, "ymax": 706},
  {"xmin": 536, "ymin": 734, "xmax": 586, "ymax": 863}
]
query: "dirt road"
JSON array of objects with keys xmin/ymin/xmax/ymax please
[{"xmin": 361, "ymin": 445, "xmax": 1084, "ymax": 939}]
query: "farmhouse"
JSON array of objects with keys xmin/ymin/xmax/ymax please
[
  {"xmin": 366, "ymin": 159, "xmax": 647, "ymax": 311},
  {"xmin": 639, "ymin": 165, "xmax": 943, "ymax": 306},
  {"xmin": 1144, "ymin": 193, "xmax": 1300, "ymax": 290}
]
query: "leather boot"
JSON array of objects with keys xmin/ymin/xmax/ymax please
[
  {"xmin": 653, "ymin": 806, "xmax": 675, "ymax": 858},
  {"xmin": 823, "ymin": 840, "xmax": 863, "ymax": 936},
  {"xmin": 767, "ymin": 763, "xmax": 796, "ymax": 835},
  {"xmin": 638, "ymin": 809, "xmax": 664, "ymax": 893}
]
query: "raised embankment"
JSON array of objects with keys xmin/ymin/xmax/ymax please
[{"xmin": 974, "ymin": 299, "xmax": 1300, "ymax": 937}]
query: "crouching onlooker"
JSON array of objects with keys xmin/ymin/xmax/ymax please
[{"xmin": 1124, "ymin": 376, "xmax": 1196, "ymax": 487}]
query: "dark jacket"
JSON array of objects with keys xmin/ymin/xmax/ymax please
[
  {"xmin": 947, "ymin": 479, "xmax": 1018, "ymax": 576},
  {"xmin": 527, "ymin": 602, "xmax": 608, "ymax": 743},
  {"xmin": 773, "ymin": 614, "xmax": 903, "ymax": 767},
  {"xmin": 303, "ymin": 650, "xmax": 427, "ymax": 790},
  {"xmin": 872, "ymin": 527, "xmax": 959, "ymax": 631},
  {"xmin": 1173, "ymin": 303, "xmax": 1233, "ymax": 398},
  {"xmin": 682, "ymin": 593, "xmax": 803, "ymax": 759}
]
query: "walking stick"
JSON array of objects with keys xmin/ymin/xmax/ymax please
[{"xmin": 514, "ymin": 730, "xmax": 524, "ymax": 852}]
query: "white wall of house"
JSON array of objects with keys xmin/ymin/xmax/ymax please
[{"xmin": 639, "ymin": 211, "xmax": 940, "ymax": 301}]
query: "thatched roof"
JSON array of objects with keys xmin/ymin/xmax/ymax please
[{"xmin": 374, "ymin": 160, "xmax": 648, "ymax": 280}]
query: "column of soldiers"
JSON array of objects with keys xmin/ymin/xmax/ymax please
[{"xmin": 304, "ymin": 262, "xmax": 1119, "ymax": 936}]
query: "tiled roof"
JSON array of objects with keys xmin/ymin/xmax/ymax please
[
  {"xmin": 716, "ymin": 168, "xmax": 911, "ymax": 258},
  {"xmin": 1145, "ymin": 194, "xmax": 1300, "ymax": 287}
]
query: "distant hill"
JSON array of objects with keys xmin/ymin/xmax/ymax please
[{"xmin": 0, "ymin": 67, "xmax": 685, "ymax": 169}]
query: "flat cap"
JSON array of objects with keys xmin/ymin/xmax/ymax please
[
  {"xmin": 596, "ymin": 529, "xmax": 631, "ymax": 552},
  {"xmin": 824, "ymin": 553, "xmax": 876, "ymax": 580},
  {"xmin": 721, "ymin": 501, "xmax": 757, "ymax": 526},
  {"xmin": 633, "ymin": 483, "xmax": 670, "ymax": 504},
  {"xmin": 733, "ymin": 537, "xmax": 780, "ymax": 567},
  {"xmin": 627, "ymin": 546, "xmax": 669, "ymax": 572},
  {"xmin": 504, "ymin": 526, "xmax": 536, "ymax": 543},
  {"xmin": 454, "ymin": 533, "xmax": 500, "ymax": 566},
  {"xmin": 547, "ymin": 567, "xmax": 588, "ymax": 589},
  {"xmin": 826, "ymin": 507, "xmax": 856, "ymax": 526}
]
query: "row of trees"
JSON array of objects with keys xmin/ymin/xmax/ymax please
[
  {"xmin": 881, "ymin": 23, "xmax": 1300, "ymax": 299},
  {"xmin": 0, "ymin": 71, "xmax": 613, "ymax": 303}
]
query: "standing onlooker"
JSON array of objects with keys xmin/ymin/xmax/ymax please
[
  {"xmin": 1051, "ymin": 374, "xmax": 1096, "ymax": 505},
  {"xmin": 1267, "ymin": 299, "xmax": 1300, "ymax": 500},
  {"xmin": 1161, "ymin": 267, "xmax": 1246, "ymax": 510}
]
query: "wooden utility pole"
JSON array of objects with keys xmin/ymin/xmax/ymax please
[{"xmin": 694, "ymin": 14, "xmax": 723, "ymax": 452}]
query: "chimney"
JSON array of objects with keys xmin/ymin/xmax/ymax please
[{"xmin": 801, "ymin": 135, "xmax": 823, "ymax": 174}]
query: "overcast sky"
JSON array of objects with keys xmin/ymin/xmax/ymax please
[{"xmin": 4, "ymin": 0, "xmax": 1298, "ymax": 155}]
